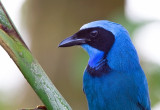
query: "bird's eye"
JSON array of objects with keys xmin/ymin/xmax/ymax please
[{"xmin": 90, "ymin": 30, "xmax": 98, "ymax": 37}]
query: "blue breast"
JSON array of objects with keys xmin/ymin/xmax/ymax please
[{"xmin": 83, "ymin": 69, "xmax": 150, "ymax": 110}]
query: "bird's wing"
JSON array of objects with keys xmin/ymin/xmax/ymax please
[
  {"xmin": 137, "ymin": 102, "xmax": 150, "ymax": 110},
  {"xmin": 136, "ymin": 72, "xmax": 151, "ymax": 110}
]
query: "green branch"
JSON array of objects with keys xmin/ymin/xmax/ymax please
[{"xmin": 0, "ymin": 1, "xmax": 72, "ymax": 110}]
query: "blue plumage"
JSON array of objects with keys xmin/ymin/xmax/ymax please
[{"xmin": 59, "ymin": 20, "xmax": 151, "ymax": 110}]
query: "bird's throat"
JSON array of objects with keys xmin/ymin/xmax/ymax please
[
  {"xmin": 86, "ymin": 60, "xmax": 111, "ymax": 77},
  {"xmin": 87, "ymin": 53, "xmax": 111, "ymax": 77},
  {"xmin": 82, "ymin": 44, "xmax": 111, "ymax": 77}
]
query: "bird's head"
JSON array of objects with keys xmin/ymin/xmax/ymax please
[{"xmin": 59, "ymin": 20, "xmax": 139, "ymax": 71}]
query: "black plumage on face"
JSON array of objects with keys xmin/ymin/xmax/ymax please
[
  {"xmin": 76, "ymin": 27, "xmax": 115, "ymax": 53},
  {"xmin": 59, "ymin": 27, "xmax": 115, "ymax": 54}
]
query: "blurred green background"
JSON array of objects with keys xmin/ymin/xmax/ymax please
[{"xmin": 0, "ymin": 0, "xmax": 160, "ymax": 110}]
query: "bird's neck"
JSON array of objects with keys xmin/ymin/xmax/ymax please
[
  {"xmin": 88, "ymin": 52, "xmax": 105, "ymax": 68},
  {"xmin": 82, "ymin": 44, "xmax": 107, "ymax": 68},
  {"xmin": 82, "ymin": 44, "xmax": 111, "ymax": 77},
  {"xmin": 107, "ymin": 36, "xmax": 141, "ymax": 72}
]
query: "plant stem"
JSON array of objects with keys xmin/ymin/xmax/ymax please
[{"xmin": 0, "ymin": 1, "xmax": 72, "ymax": 110}]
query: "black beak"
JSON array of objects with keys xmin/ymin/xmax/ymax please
[{"xmin": 58, "ymin": 34, "xmax": 87, "ymax": 47}]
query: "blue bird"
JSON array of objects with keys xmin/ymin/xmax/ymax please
[{"xmin": 59, "ymin": 20, "xmax": 151, "ymax": 110}]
